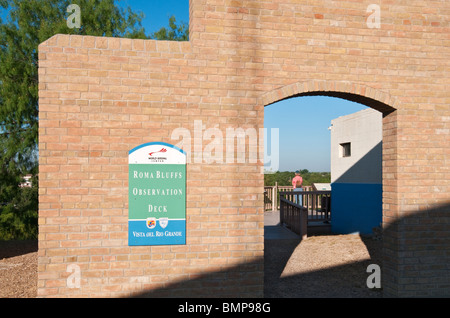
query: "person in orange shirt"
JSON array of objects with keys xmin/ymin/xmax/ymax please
[{"xmin": 292, "ymin": 170, "xmax": 303, "ymax": 206}]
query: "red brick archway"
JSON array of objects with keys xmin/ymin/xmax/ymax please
[{"xmin": 260, "ymin": 80, "xmax": 400, "ymax": 295}]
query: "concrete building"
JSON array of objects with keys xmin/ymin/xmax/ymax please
[{"xmin": 330, "ymin": 108, "xmax": 383, "ymax": 234}]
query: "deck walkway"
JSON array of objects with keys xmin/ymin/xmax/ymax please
[
  {"xmin": 264, "ymin": 210, "xmax": 331, "ymax": 239},
  {"xmin": 264, "ymin": 210, "xmax": 300, "ymax": 240}
]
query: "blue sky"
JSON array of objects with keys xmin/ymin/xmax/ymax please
[
  {"xmin": 1, "ymin": 1, "xmax": 369, "ymax": 172},
  {"xmin": 265, "ymin": 97, "xmax": 367, "ymax": 172},
  {"xmin": 119, "ymin": 0, "xmax": 190, "ymax": 35}
]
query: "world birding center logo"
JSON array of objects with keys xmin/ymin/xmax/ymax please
[{"xmin": 148, "ymin": 148, "xmax": 168, "ymax": 162}]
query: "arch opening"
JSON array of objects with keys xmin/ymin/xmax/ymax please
[
  {"xmin": 264, "ymin": 91, "xmax": 396, "ymax": 116},
  {"xmin": 262, "ymin": 84, "xmax": 398, "ymax": 297},
  {"xmin": 263, "ymin": 93, "xmax": 391, "ymax": 234}
]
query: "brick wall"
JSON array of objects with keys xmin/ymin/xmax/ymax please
[{"xmin": 38, "ymin": 0, "xmax": 449, "ymax": 297}]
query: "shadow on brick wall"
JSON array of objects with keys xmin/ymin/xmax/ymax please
[
  {"xmin": 130, "ymin": 256, "xmax": 266, "ymax": 298},
  {"xmin": 381, "ymin": 201, "xmax": 450, "ymax": 297},
  {"xmin": 129, "ymin": 202, "xmax": 449, "ymax": 298}
]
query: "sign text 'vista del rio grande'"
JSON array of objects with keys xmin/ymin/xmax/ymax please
[{"xmin": 128, "ymin": 142, "xmax": 186, "ymax": 246}]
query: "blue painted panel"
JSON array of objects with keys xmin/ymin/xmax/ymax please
[
  {"xmin": 331, "ymin": 183, "xmax": 382, "ymax": 235},
  {"xmin": 129, "ymin": 219, "xmax": 186, "ymax": 246}
]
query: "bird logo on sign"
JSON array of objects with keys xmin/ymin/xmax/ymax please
[{"xmin": 149, "ymin": 148, "xmax": 167, "ymax": 156}]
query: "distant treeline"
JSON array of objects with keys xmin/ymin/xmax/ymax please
[{"xmin": 264, "ymin": 170, "xmax": 331, "ymax": 187}]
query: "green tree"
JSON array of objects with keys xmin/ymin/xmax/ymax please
[
  {"xmin": 0, "ymin": 0, "xmax": 146, "ymax": 240},
  {"xmin": 264, "ymin": 170, "xmax": 331, "ymax": 187},
  {"xmin": 150, "ymin": 15, "xmax": 189, "ymax": 41}
]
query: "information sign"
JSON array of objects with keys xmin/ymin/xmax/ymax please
[{"xmin": 128, "ymin": 142, "xmax": 186, "ymax": 246}]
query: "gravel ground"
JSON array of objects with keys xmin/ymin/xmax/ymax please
[
  {"xmin": 264, "ymin": 234, "xmax": 383, "ymax": 298},
  {"xmin": 0, "ymin": 240, "xmax": 38, "ymax": 298},
  {"xmin": 0, "ymin": 234, "xmax": 382, "ymax": 298}
]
